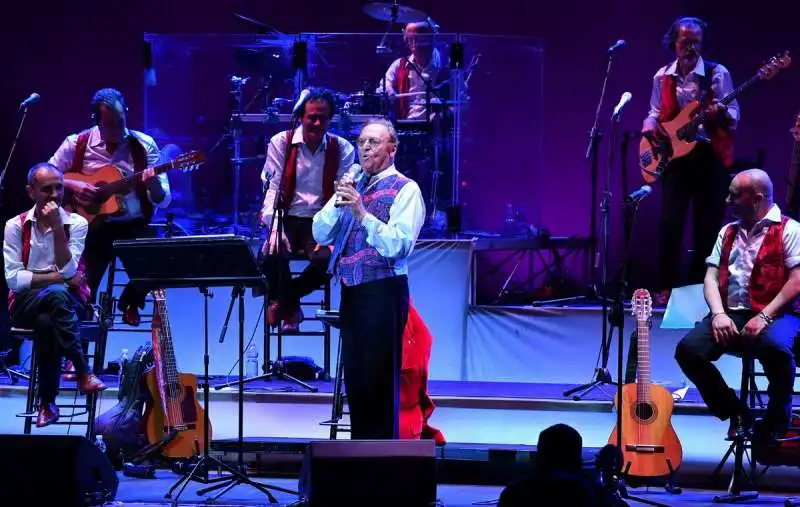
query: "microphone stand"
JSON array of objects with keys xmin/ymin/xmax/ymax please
[{"xmin": 1, "ymin": 102, "xmax": 33, "ymax": 213}]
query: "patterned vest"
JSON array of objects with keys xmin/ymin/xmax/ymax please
[
  {"xmin": 336, "ymin": 173, "xmax": 410, "ymax": 286},
  {"xmin": 718, "ymin": 216, "xmax": 800, "ymax": 314}
]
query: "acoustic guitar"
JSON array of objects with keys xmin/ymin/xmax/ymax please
[
  {"xmin": 608, "ymin": 288, "xmax": 683, "ymax": 478},
  {"xmin": 142, "ymin": 288, "xmax": 210, "ymax": 459},
  {"xmin": 64, "ymin": 150, "xmax": 204, "ymax": 223},
  {"xmin": 639, "ymin": 51, "xmax": 791, "ymax": 184},
  {"xmin": 785, "ymin": 111, "xmax": 800, "ymax": 219}
]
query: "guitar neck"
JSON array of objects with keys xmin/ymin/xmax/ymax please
[
  {"xmin": 102, "ymin": 158, "xmax": 177, "ymax": 195},
  {"xmin": 690, "ymin": 73, "xmax": 760, "ymax": 128},
  {"xmin": 636, "ymin": 316, "xmax": 651, "ymax": 399},
  {"xmin": 153, "ymin": 293, "xmax": 180, "ymax": 388}
]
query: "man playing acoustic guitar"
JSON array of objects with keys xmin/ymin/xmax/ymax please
[
  {"xmin": 643, "ymin": 17, "xmax": 739, "ymax": 305},
  {"xmin": 49, "ymin": 88, "xmax": 171, "ymax": 326},
  {"xmin": 675, "ymin": 169, "xmax": 800, "ymax": 443},
  {"xmin": 4, "ymin": 164, "xmax": 107, "ymax": 427}
]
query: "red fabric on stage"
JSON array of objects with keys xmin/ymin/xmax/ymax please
[{"xmin": 399, "ymin": 302, "xmax": 445, "ymax": 445}]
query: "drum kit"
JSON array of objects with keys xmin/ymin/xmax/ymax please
[{"xmin": 226, "ymin": 1, "xmax": 475, "ymax": 235}]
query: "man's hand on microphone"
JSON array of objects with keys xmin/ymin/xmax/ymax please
[{"xmin": 336, "ymin": 184, "xmax": 367, "ymax": 221}]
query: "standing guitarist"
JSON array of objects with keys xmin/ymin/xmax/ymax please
[
  {"xmin": 49, "ymin": 88, "xmax": 171, "ymax": 326},
  {"xmin": 643, "ymin": 17, "xmax": 739, "ymax": 304}
]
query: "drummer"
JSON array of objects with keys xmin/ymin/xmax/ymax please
[{"xmin": 378, "ymin": 21, "xmax": 445, "ymax": 121}]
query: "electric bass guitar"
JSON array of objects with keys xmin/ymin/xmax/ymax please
[
  {"xmin": 639, "ymin": 51, "xmax": 791, "ymax": 184},
  {"xmin": 785, "ymin": 111, "xmax": 800, "ymax": 219},
  {"xmin": 64, "ymin": 150, "xmax": 204, "ymax": 224},
  {"xmin": 142, "ymin": 288, "xmax": 210, "ymax": 458},
  {"xmin": 608, "ymin": 288, "xmax": 683, "ymax": 478}
]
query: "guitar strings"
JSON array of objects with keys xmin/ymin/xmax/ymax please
[{"xmin": 157, "ymin": 290, "xmax": 186, "ymax": 429}]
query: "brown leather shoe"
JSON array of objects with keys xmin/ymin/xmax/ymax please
[
  {"xmin": 36, "ymin": 403, "xmax": 59, "ymax": 428},
  {"xmin": 267, "ymin": 302, "xmax": 281, "ymax": 328},
  {"xmin": 78, "ymin": 373, "xmax": 107, "ymax": 393},
  {"xmin": 280, "ymin": 310, "xmax": 304, "ymax": 334}
]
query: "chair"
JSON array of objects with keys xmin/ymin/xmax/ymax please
[
  {"xmin": 12, "ymin": 295, "xmax": 111, "ymax": 438},
  {"xmin": 265, "ymin": 254, "xmax": 333, "ymax": 385}
]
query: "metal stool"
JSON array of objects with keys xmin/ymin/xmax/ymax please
[
  {"xmin": 316, "ymin": 310, "xmax": 350, "ymax": 439},
  {"xmin": 13, "ymin": 300, "xmax": 110, "ymax": 439}
]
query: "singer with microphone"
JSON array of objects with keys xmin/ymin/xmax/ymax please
[
  {"xmin": 642, "ymin": 16, "xmax": 739, "ymax": 305},
  {"xmin": 3, "ymin": 163, "xmax": 107, "ymax": 428},
  {"xmin": 258, "ymin": 87, "xmax": 355, "ymax": 333},
  {"xmin": 313, "ymin": 118, "xmax": 426, "ymax": 439}
]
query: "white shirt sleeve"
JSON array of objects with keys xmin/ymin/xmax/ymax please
[
  {"xmin": 783, "ymin": 219, "xmax": 800, "ymax": 269},
  {"xmin": 645, "ymin": 71, "xmax": 663, "ymax": 126},
  {"xmin": 712, "ymin": 64, "xmax": 739, "ymax": 129},
  {"xmin": 58, "ymin": 217, "xmax": 89, "ymax": 278},
  {"xmin": 261, "ymin": 133, "xmax": 287, "ymax": 217},
  {"xmin": 3, "ymin": 219, "xmax": 32, "ymax": 291},
  {"xmin": 49, "ymin": 135, "xmax": 78, "ymax": 172},
  {"xmin": 359, "ymin": 181, "xmax": 426, "ymax": 260},
  {"xmin": 142, "ymin": 138, "xmax": 171, "ymax": 208},
  {"xmin": 706, "ymin": 224, "xmax": 729, "ymax": 268},
  {"xmin": 312, "ymin": 194, "xmax": 344, "ymax": 246}
]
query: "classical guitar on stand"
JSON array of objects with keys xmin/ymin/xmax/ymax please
[
  {"xmin": 64, "ymin": 150, "xmax": 205, "ymax": 223},
  {"xmin": 142, "ymin": 288, "xmax": 210, "ymax": 459},
  {"xmin": 609, "ymin": 289, "xmax": 683, "ymax": 480},
  {"xmin": 785, "ymin": 111, "xmax": 800, "ymax": 219},
  {"xmin": 639, "ymin": 51, "xmax": 792, "ymax": 184}
]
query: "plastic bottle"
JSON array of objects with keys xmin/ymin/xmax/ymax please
[
  {"xmin": 118, "ymin": 349, "xmax": 129, "ymax": 387},
  {"xmin": 245, "ymin": 344, "xmax": 259, "ymax": 378},
  {"xmin": 94, "ymin": 435, "xmax": 107, "ymax": 454}
]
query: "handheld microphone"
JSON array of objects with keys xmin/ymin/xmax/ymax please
[
  {"xmin": 612, "ymin": 92, "xmax": 632, "ymax": 119},
  {"xmin": 19, "ymin": 93, "xmax": 40, "ymax": 110},
  {"xmin": 334, "ymin": 164, "xmax": 362, "ymax": 208},
  {"xmin": 607, "ymin": 39, "xmax": 626, "ymax": 53},
  {"xmin": 626, "ymin": 184, "xmax": 652, "ymax": 203}
]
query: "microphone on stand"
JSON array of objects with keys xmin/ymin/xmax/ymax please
[
  {"xmin": 292, "ymin": 88, "xmax": 311, "ymax": 116},
  {"xmin": 19, "ymin": 93, "xmax": 40, "ymax": 111},
  {"xmin": 335, "ymin": 164, "xmax": 362, "ymax": 208},
  {"xmin": 626, "ymin": 184, "xmax": 652, "ymax": 203},
  {"xmin": 611, "ymin": 92, "xmax": 632, "ymax": 120},
  {"xmin": 607, "ymin": 39, "xmax": 626, "ymax": 54}
]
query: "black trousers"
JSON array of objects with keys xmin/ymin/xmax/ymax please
[
  {"xmin": 340, "ymin": 275, "xmax": 409, "ymax": 439},
  {"xmin": 658, "ymin": 143, "xmax": 730, "ymax": 289},
  {"xmin": 675, "ymin": 311, "xmax": 799, "ymax": 432},
  {"xmin": 11, "ymin": 284, "xmax": 88, "ymax": 403},
  {"xmin": 83, "ymin": 218, "xmax": 151, "ymax": 309},
  {"xmin": 261, "ymin": 216, "xmax": 331, "ymax": 315}
]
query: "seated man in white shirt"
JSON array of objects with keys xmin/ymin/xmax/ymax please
[
  {"xmin": 259, "ymin": 87, "xmax": 355, "ymax": 332},
  {"xmin": 49, "ymin": 88, "xmax": 171, "ymax": 326},
  {"xmin": 4, "ymin": 164, "xmax": 107, "ymax": 428},
  {"xmin": 675, "ymin": 169, "xmax": 800, "ymax": 442},
  {"xmin": 313, "ymin": 118, "xmax": 425, "ymax": 439}
]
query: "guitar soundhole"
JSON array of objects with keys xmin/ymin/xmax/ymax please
[{"xmin": 633, "ymin": 402, "xmax": 658, "ymax": 423}]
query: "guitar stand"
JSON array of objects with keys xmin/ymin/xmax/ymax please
[
  {"xmin": 711, "ymin": 431, "xmax": 759, "ymax": 503},
  {"xmin": 622, "ymin": 460, "xmax": 682, "ymax": 495}
]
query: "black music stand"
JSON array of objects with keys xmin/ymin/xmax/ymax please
[{"xmin": 113, "ymin": 234, "xmax": 298, "ymax": 504}]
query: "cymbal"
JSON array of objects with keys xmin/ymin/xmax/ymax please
[{"xmin": 362, "ymin": 2, "xmax": 428, "ymax": 24}]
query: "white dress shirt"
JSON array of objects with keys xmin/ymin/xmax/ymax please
[
  {"xmin": 261, "ymin": 127, "xmax": 355, "ymax": 218},
  {"xmin": 379, "ymin": 52, "xmax": 443, "ymax": 121},
  {"xmin": 706, "ymin": 204, "xmax": 800, "ymax": 310},
  {"xmin": 4, "ymin": 207, "xmax": 88, "ymax": 291},
  {"xmin": 49, "ymin": 126, "xmax": 171, "ymax": 221},
  {"xmin": 312, "ymin": 165, "xmax": 426, "ymax": 276},
  {"xmin": 645, "ymin": 57, "xmax": 740, "ymax": 135}
]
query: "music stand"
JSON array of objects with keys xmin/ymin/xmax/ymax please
[{"xmin": 113, "ymin": 234, "xmax": 298, "ymax": 503}]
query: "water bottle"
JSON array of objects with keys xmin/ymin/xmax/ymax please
[
  {"xmin": 118, "ymin": 349, "xmax": 129, "ymax": 387},
  {"xmin": 245, "ymin": 344, "xmax": 259, "ymax": 378},
  {"xmin": 94, "ymin": 435, "xmax": 107, "ymax": 455}
]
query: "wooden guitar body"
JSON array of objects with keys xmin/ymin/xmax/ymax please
[
  {"xmin": 608, "ymin": 382, "xmax": 683, "ymax": 477},
  {"xmin": 142, "ymin": 369, "xmax": 208, "ymax": 459},
  {"xmin": 638, "ymin": 101, "xmax": 702, "ymax": 184},
  {"xmin": 64, "ymin": 166, "xmax": 125, "ymax": 222}
]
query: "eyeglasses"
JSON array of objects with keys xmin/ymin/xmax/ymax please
[{"xmin": 356, "ymin": 137, "xmax": 383, "ymax": 148}]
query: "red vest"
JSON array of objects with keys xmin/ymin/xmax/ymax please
[
  {"xmin": 658, "ymin": 61, "xmax": 734, "ymax": 168},
  {"xmin": 718, "ymin": 216, "xmax": 797, "ymax": 313},
  {"xmin": 7, "ymin": 212, "xmax": 91, "ymax": 311},
  {"xmin": 69, "ymin": 129, "xmax": 152, "ymax": 221},
  {"xmin": 395, "ymin": 59, "xmax": 411, "ymax": 119},
  {"xmin": 279, "ymin": 130, "xmax": 340, "ymax": 213}
]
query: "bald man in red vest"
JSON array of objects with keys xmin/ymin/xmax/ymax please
[
  {"xmin": 675, "ymin": 169, "xmax": 800, "ymax": 442},
  {"xmin": 260, "ymin": 87, "xmax": 355, "ymax": 333},
  {"xmin": 642, "ymin": 17, "xmax": 739, "ymax": 305}
]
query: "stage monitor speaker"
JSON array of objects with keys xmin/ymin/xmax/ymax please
[
  {"xmin": 299, "ymin": 439, "xmax": 437, "ymax": 507},
  {"xmin": 0, "ymin": 434, "xmax": 118, "ymax": 506}
]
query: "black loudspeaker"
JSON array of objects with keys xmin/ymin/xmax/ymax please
[
  {"xmin": 0, "ymin": 434, "xmax": 118, "ymax": 506},
  {"xmin": 299, "ymin": 439, "xmax": 437, "ymax": 506}
]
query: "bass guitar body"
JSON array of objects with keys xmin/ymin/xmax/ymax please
[
  {"xmin": 142, "ymin": 369, "xmax": 208, "ymax": 459},
  {"xmin": 64, "ymin": 166, "xmax": 125, "ymax": 223},
  {"xmin": 638, "ymin": 101, "xmax": 701, "ymax": 184},
  {"xmin": 608, "ymin": 383, "xmax": 683, "ymax": 477}
]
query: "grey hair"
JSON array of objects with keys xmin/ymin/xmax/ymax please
[{"xmin": 360, "ymin": 117, "xmax": 399, "ymax": 148}]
